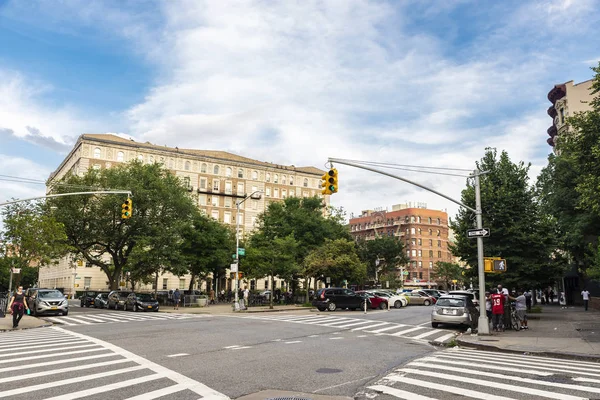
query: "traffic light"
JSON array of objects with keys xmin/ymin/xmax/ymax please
[
  {"xmin": 321, "ymin": 172, "xmax": 331, "ymax": 195},
  {"xmin": 121, "ymin": 198, "xmax": 132, "ymax": 219},
  {"xmin": 327, "ymin": 168, "xmax": 338, "ymax": 194}
]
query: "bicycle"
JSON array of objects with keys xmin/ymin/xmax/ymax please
[{"xmin": 509, "ymin": 302, "xmax": 521, "ymax": 331}]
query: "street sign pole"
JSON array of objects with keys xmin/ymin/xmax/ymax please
[{"xmin": 474, "ymin": 172, "xmax": 489, "ymax": 335}]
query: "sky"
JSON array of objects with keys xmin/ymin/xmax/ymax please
[{"xmin": 1, "ymin": 0, "xmax": 599, "ymax": 221}]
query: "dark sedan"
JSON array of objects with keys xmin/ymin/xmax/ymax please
[
  {"xmin": 124, "ymin": 292, "xmax": 160, "ymax": 312},
  {"xmin": 312, "ymin": 287, "xmax": 371, "ymax": 311},
  {"xmin": 93, "ymin": 293, "xmax": 109, "ymax": 309},
  {"xmin": 80, "ymin": 290, "xmax": 107, "ymax": 307},
  {"xmin": 107, "ymin": 290, "xmax": 131, "ymax": 310}
]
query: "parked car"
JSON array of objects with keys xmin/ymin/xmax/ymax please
[
  {"xmin": 124, "ymin": 292, "xmax": 159, "ymax": 312},
  {"xmin": 404, "ymin": 291, "xmax": 436, "ymax": 306},
  {"xmin": 367, "ymin": 290, "xmax": 408, "ymax": 308},
  {"xmin": 449, "ymin": 290, "xmax": 479, "ymax": 306},
  {"xmin": 356, "ymin": 291, "xmax": 388, "ymax": 309},
  {"xmin": 431, "ymin": 294, "xmax": 479, "ymax": 329},
  {"xmin": 107, "ymin": 291, "xmax": 131, "ymax": 310},
  {"xmin": 421, "ymin": 289, "xmax": 443, "ymax": 299},
  {"xmin": 312, "ymin": 288, "xmax": 371, "ymax": 311},
  {"xmin": 27, "ymin": 289, "xmax": 69, "ymax": 316},
  {"xmin": 94, "ymin": 293, "xmax": 109, "ymax": 309},
  {"xmin": 80, "ymin": 290, "xmax": 107, "ymax": 307}
]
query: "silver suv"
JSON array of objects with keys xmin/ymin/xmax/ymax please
[{"xmin": 27, "ymin": 289, "xmax": 69, "ymax": 316}]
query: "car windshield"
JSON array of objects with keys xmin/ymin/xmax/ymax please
[
  {"xmin": 86, "ymin": 291, "xmax": 97, "ymax": 296},
  {"xmin": 136, "ymin": 294, "xmax": 155, "ymax": 301},
  {"xmin": 39, "ymin": 291, "xmax": 64, "ymax": 299},
  {"xmin": 437, "ymin": 298, "xmax": 466, "ymax": 307},
  {"xmin": 99, "ymin": 294, "xmax": 108, "ymax": 299}
]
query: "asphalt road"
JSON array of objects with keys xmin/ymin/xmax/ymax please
[{"xmin": 49, "ymin": 303, "xmax": 449, "ymax": 398}]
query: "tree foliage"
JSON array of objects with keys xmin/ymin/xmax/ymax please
[
  {"xmin": 450, "ymin": 148, "xmax": 560, "ymax": 290},
  {"xmin": 49, "ymin": 161, "xmax": 197, "ymax": 289},
  {"xmin": 432, "ymin": 261, "xmax": 463, "ymax": 290},
  {"xmin": 305, "ymin": 238, "xmax": 366, "ymax": 286},
  {"xmin": 356, "ymin": 236, "xmax": 408, "ymax": 281}
]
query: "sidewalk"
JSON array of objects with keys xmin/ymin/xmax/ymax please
[
  {"xmin": 159, "ymin": 303, "xmax": 312, "ymax": 315},
  {"xmin": 0, "ymin": 314, "xmax": 51, "ymax": 332},
  {"xmin": 457, "ymin": 305, "xmax": 600, "ymax": 361}
]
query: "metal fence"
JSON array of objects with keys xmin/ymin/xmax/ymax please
[{"xmin": 0, "ymin": 292, "xmax": 8, "ymax": 318}]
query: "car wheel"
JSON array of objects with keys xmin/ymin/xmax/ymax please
[
  {"xmin": 133, "ymin": 304, "xmax": 138, "ymax": 312},
  {"xmin": 317, "ymin": 307, "xmax": 326, "ymax": 312},
  {"xmin": 327, "ymin": 302, "xmax": 337, "ymax": 311},
  {"xmin": 431, "ymin": 322, "xmax": 439, "ymax": 328},
  {"xmin": 123, "ymin": 303, "xmax": 127, "ymax": 311},
  {"xmin": 63, "ymin": 310, "xmax": 69, "ymax": 316},
  {"xmin": 379, "ymin": 302, "xmax": 387, "ymax": 310},
  {"xmin": 394, "ymin": 300, "xmax": 402, "ymax": 308},
  {"xmin": 153, "ymin": 308, "xmax": 159, "ymax": 312},
  {"xmin": 33, "ymin": 307, "xmax": 38, "ymax": 317},
  {"xmin": 115, "ymin": 302, "xmax": 119, "ymax": 310},
  {"xmin": 424, "ymin": 300, "xmax": 431, "ymax": 306}
]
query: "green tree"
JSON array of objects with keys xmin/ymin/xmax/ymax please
[
  {"xmin": 245, "ymin": 234, "xmax": 299, "ymax": 308},
  {"xmin": 450, "ymin": 148, "xmax": 560, "ymax": 290},
  {"xmin": 305, "ymin": 238, "xmax": 367, "ymax": 286},
  {"xmin": 356, "ymin": 236, "xmax": 408, "ymax": 282},
  {"xmin": 180, "ymin": 212, "xmax": 234, "ymax": 293},
  {"xmin": 431, "ymin": 261, "xmax": 463, "ymax": 290},
  {"xmin": 49, "ymin": 161, "xmax": 197, "ymax": 290},
  {"xmin": 0, "ymin": 201, "xmax": 70, "ymax": 287}
]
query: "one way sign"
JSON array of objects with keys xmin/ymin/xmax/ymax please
[{"xmin": 467, "ymin": 228, "xmax": 490, "ymax": 238}]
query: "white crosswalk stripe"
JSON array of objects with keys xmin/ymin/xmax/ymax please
[
  {"xmin": 236, "ymin": 313, "xmax": 458, "ymax": 343},
  {"xmin": 361, "ymin": 347, "xmax": 600, "ymax": 400},
  {"xmin": 0, "ymin": 326, "xmax": 228, "ymax": 400},
  {"xmin": 42, "ymin": 311, "xmax": 201, "ymax": 326}
]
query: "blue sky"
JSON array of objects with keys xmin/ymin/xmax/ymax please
[{"xmin": 0, "ymin": 0, "xmax": 599, "ymax": 218}]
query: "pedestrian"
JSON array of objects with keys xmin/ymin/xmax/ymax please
[
  {"xmin": 513, "ymin": 290, "xmax": 528, "ymax": 330},
  {"xmin": 497, "ymin": 284, "xmax": 511, "ymax": 328},
  {"xmin": 209, "ymin": 289, "xmax": 215, "ymax": 305},
  {"xmin": 173, "ymin": 288, "xmax": 181, "ymax": 310},
  {"xmin": 543, "ymin": 289, "xmax": 549, "ymax": 305},
  {"xmin": 243, "ymin": 286, "xmax": 249, "ymax": 309},
  {"xmin": 227, "ymin": 289, "xmax": 232, "ymax": 303},
  {"xmin": 549, "ymin": 289, "xmax": 555, "ymax": 305},
  {"xmin": 524, "ymin": 289, "xmax": 532, "ymax": 312},
  {"xmin": 582, "ymin": 287, "xmax": 591, "ymax": 311},
  {"xmin": 219, "ymin": 289, "xmax": 225, "ymax": 302},
  {"xmin": 7, "ymin": 286, "xmax": 30, "ymax": 329},
  {"xmin": 485, "ymin": 291, "xmax": 492, "ymax": 322},
  {"xmin": 490, "ymin": 289, "xmax": 505, "ymax": 332}
]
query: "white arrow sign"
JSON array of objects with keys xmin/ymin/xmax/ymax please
[{"xmin": 467, "ymin": 228, "xmax": 490, "ymax": 238}]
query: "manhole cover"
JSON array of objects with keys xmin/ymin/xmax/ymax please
[{"xmin": 316, "ymin": 368, "xmax": 343, "ymax": 374}]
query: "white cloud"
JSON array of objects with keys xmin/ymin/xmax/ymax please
[{"xmin": 0, "ymin": 155, "xmax": 49, "ymax": 204}]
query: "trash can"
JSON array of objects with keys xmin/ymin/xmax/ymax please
[{"xmin": 196, "ymin": 297, "xmax": 208, "ymax": 307}]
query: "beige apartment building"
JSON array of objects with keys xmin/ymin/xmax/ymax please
[
  {"xmin": 41, "ymin": 134, "xmax": 327, "ymax": 295},
  {"xmin": 546, "ymin": 79, "xmax": 594, "ymax": 150},
  {"xmin": 348, "ymin": 203, "xmax": 452, "ymax": 288}
]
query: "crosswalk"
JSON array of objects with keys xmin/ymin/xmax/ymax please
[
  {"xmin": 236, "ymin": 313, "xmax": 458, "ymax": 344},
  {"xmin": 360, "ymin": 347, "xmax": 600, "ymax": 400},
  {"xmin": 0, "ymin": 326, "xmax": 228, "ymax": 400},
  {"xmin": 41, "ymin": 312, "xmax": 202, "ymax": 326}
]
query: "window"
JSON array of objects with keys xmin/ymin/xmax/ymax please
[
  {"xmin": 428, "ymin": 217, "xmax": 432, "ymax": 224},
  {"xmin": 411, "ymin": 238, "xmax": 416, "ymax": 245},
  {"xmin": 179, "ymin": 279, "xmax": 186, "ymax": 290},
  {"xmin": 282, "ymin": 189, "xmax": 287, "ymax": 198},
  {"xmin": 252, "ymin": 171, "xmax": 258, "ymax": 180},
  {"xmin": 226, "ymin": 167, "xmax": 232, "ymax": 177},
  {"xmin": 183, "ymin": 176, "xmax": 191, "ymax": 188},
  {"xmin": 201, "ymin": 163, "xmax": 207, "ymax": 173},
  {"xmin": 290, "ymin": 189, "xmax": 295, "ymax": 197},
  {"xmin": 419, "ymin": 272, "xmax": 423, "ymax": 280},
  {"xmin": 149, "ymin": 155, "xmax": 154, "ymax": 164},
  {"xmin": 199, "ymin": 195, "xmax": 207, "ymax": 206},
  {"xmin": 411, "ymin": 250, "xmax": 416, "ymax": 257},
  {"xmin": 237, "ymin": 182, "xmax": 244, "ymax": 195},
  {"xmin": 429, "ymin": 239, "xmax": 433, "ymax": 246},
  {"xmin": 117, "ymin": 151, "xmax": 124, "ymax": 162},
  {"xmin": 437, "ymin": 251, "xmax": 442, "ymax": 258},
  {"xmin": 266, "ymin": 173, "xmax": 271, "ymax": 182},
  {"xmin": 238, "ymin": 168, "xmax": 244, "ymax": 178},
  {"xmin": 429, "ymin": 229, "xmax": 433, "ymax": 235},
  {"xmin": 418, "ymin": 239, "xmax": 422, "ymax": 245},
  {"xmin": 274, "ymin": 174, "xmax": 279, "ymax": 183},
  {"xmin": 213, "ymin": 165, "xmax": 219, "ymax": 175},
  {"xmin": 211, "ymin": 197, "xmax": 219, "ymax": 207},
  {"xmin": 137, "ymin": 154, "xmax": 144, "ymax": 162},
  {"xmin": 282, "ymin": 175, "xmax": 287, "ymax": 185},
  {"xmin": 410, "ymin": 216, "xmax": 415, "ymax": 223},
  {"xmin": 224, "ymin": 212, "xmax": 231, "ymax": 224},
  {"xmin": 406, "ymin": 250, "xmax": 410, "ymax": 258},
  {"xmin": 162, "ymin": 278, "xmax": 168, "ymax": 290},
  {"xmin": 289, "ymin": 177, "xmax": 294, "ymax": 186},
  {"xmin": 303, "ymin": 191, "xmax": 308, "ymax": 197},
  {"xmin": 437, "ymin": 218, "xmax": 441, "ymax": 225},
  {"xmin": 252, "ymin": 200, "xmax": 258, "ymax": 210},
  {"xmin": 213, "ymin": 180, "xmax": 219, "ymax": 191},
  {"xmin": 429, "ymin": 261, "xmax": 433, "ymax": 269},
  {"xmin": 93, "ymin": 148, "xmax": 101, "ymax": 158},
  {"xmin": 417, "ymin": 216, "xmax": 421, "ymax": 223},
  {"xmin": 251, "ymin": 216, "xmax": 257, "ymax": 226},
  {"xmin": 92, "ymin": 164, "xmax": 101, "ymax": 170},
  {"xmin": 274, "ymin": 188, "xmax": 279, "ymax": 198},
  {"xmin": 437, "ymin": 229, "xmax": 441, "ymax": 237},
  {"xmin": 200, "ymin": 178, "xmax": 207, "ymax": 189},
  {"xmin": 418, "ymin": 228, "xmax": 421, "ymax": 235},
  {"xmin": 225, "ymin": 197, "xmax": 232, "ymax": 208},
  {"xmin": 185, "ymin": 161, "xmax": 191, "ymax": 171},
  {"xmin": 411, "ymin": 227, "xmax": 416, "ymax": 234},
  {"xmin": 437, "ymin": 240, "xmax": 441, "ymax": 247},
  {"xmin": 225, "ymin": 181, "xmax": 232, "ymax": 194},
  {"xmin": 211, "ymin": 210, "xmax": 219, "ymax": 220},
  {"xmin": 302, "ymin": 178, "xmax": 308, "ymax": 187},
  {"xmin": 84, "ymin": 277, "xmax": 91, "ymax": 288},
  {"xmin": 429, "ymin": 250, "xmax": 434, "ymax": 257},
  {"xmin": 266, "ymin": 187, "xmax": 271, "ymax": 197},
  {"xmin": 560, "ymin": 108, "xmax": 565, "ymax": 124},
  {"xmin": 264, "ymin": 280, "xmax": 269, "ymax": 290},
  {"xmin": 418, "ymin": 250, "xmax": 422, "ymax": 257},
  {"xmin": 418, "ymin": 261, "xmax": 422, "ymax": 268}
]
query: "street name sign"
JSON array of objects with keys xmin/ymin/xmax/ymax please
[
  {"xmin": 11, "ymin": 268, "xmax": 21, "ymax": 274},
  {"xmin": 467, "ymin": 228, "xmax": 490, "ymax": 238},
  {"xmin": 237, "ymin": 248, "xmax": 245, "ymax": 256},
  {"xmin": 230, "ymin": 263, "xmax": 238, "ymax": 272}
]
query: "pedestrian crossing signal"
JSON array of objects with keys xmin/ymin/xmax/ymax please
[
  {"xmin": 121, "ymin": 198, "xmax": 133, "ymax": 219},
  {"xmin": 484, "ymin": 257, "xmax": 507, "ymax": 273}
]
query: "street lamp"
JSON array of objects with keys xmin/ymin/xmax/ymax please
[{"xmin": 234, "ymin": 190, "xmax": 263, "ymax": 311}]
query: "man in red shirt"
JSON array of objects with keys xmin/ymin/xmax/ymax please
[{"xmin": 490, "ymin": 291, "xmax": 505, "ymax": 332}]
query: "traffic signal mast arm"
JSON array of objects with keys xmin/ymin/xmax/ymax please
[{"xmin": 0, "ymin": 190, "xmax": 132, "ymax": 207}]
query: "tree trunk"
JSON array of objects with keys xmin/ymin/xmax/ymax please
[
  {"xmin": 270, "ymin": 273, "xmax": 275, "ymax": 309},
  {"xmin": 188, "ymin": 274, "xmax": 196, "ymax": 292},
  {"xmin": 154, "ymin": 272, "xmax": 159, "ymax": 298},
  {"xmin": 305, "ymin": 275, "xmax": 310, "ymax": 304}
]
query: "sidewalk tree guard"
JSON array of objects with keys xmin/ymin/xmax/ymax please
[{"xmin": 328, "ymin": 157, "xmax": 491, "ymax": 335}]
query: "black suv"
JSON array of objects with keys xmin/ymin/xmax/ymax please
[
  {"xmin": 124, "ymin": 292, "xmax": 160, "ymax": 312},
  {"xmin": 107, "ymin": 290, "xmax": 131, "ymax": 310},
  {"xmin": 80, "ymin": 290, "xmax": 107, "ymax": 307},
  {"xmin": 312, "ymin": 288, "xmax": 370, "ymax": 311}
]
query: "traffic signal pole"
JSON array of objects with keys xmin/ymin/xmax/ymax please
[{"xmin": 328, "ymin": 158, "xmax": 490, "ymax": 335}]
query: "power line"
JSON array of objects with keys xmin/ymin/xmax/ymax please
[
  {"xmin": 336, "ymin": 158, "xmax": 474, "ymax": 172},
  {"xmin": 0, "ymin": 175, "xmax": 119, "ymax": 192}
]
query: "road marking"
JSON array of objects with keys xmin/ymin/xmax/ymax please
[
  {"xmin": 43, "ymin": 375, "xmax": 164, "ymax": 400},
  {"xmin": 412, "ymin": 330, "xmax": 442, "ymax": 340},
  {"xmin": 122, "ymin": 384, "xmax": 187, "ymax": 400},
  {"xmin": 59, "ymin": 316, "xmax": 94, "ymax": 325},
  {"xmin": 367, "ymin": 384, "xmax": 437, "ymax": 400},
  {"xmin": 0, "ymin": 338, "xmax": 88, "ymax": 352},
  {"xmin": 271, "ymin": 339, "xmax": 282, "ymax": 342},
  {"xmin": 308, "ymin": 334, "xmax": 319, "ymax": 337},
  {"xmin": 284, "ymin": 341, "xmax": 302, "ymax": 344},
  {"xmin": 390, "ymin": 326, "xmax": 425, "ymax": 336},
  {"xmin": 432, "ymin": 333, "xmax": 455, "ymax": 343},
  {"xmin": 329, "ymin": 337, "xmax": 344, "ymax": 340},
  {"xmin": 314, "ymin": 374, "xmax": 378, "ymax": 393},
  {"xmin": 0, "ymin": 347, "xmax": 106, "ymax": 364},
  {"xmin": 0, "ymin": 343, "xmax": 100, "ymax": 358},
  {"xmin": 350, "ymin": 321, "xmax": 388, "ymax": 331},
  {"xmin": 0, "ymin": 359, "xmax": 132, "ymax": 384},
  {"xmin": 231, "ymin": 346, "xmax": 252, "ymax": 350},
  {"xmin": 224, "ymin": 345, "xmax": 242, "ymax": 349},
  {"xmin": 326, "ymin": 320, "xmax": 375, "ymax": 329},
  {"xmin": 167, "ymin": 353, "xmax": 190, "ymax": 358},
  {"xmin": 0, "ymin": 353, "xmax": 117, "ymax": 373},
  {"xmin": 356, "ymin": 335, "xmax": 368, "ymax": 338},
  {"xmin": 0, "ymin": 335, "xmax": 72, "ymax": 348},
  {"xmin": 367, "ymin": 324, "xmax": 406, "ymax": 333},
  {"xmin": 44, "ymin": 317, "xmax": 77, "ymax": 326},
  {"xmin": 385, "ymin": 375, "xmax": 517, "ymax": 400}
]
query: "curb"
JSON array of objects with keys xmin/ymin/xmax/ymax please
[
  {"xmin": 456, "ymin": 337, "xmax": 600, "ymax": 362},
  {"xmin": 0, "ymin": 322, "xmax": 53, "ymax": 333}
]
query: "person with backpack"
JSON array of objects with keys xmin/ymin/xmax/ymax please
[
  {"xmin": 173, "ymin": 289, "xmax": 181, "ymax": 310},
  {"xmin": 7, "ymin": 286, "xmax": 30, "ymax": 329}
]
